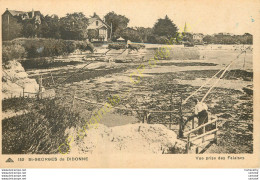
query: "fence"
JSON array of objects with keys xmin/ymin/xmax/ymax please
[
  {"xmin": 2, "ymin": 75, "xmax": 55, "ymax": 100},
  {"xmin": 183, "ymin": 116, "xmax": 218, "ymax": 154}
]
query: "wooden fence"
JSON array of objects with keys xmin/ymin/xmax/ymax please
[{"xmin": 183, "ymin": 117, "xmax": 218, "ymax": 154}]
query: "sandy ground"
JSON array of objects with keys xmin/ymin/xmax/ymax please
[{"xmin": 69, "ymin": 123, "xmax": 186, "ymax": 154}]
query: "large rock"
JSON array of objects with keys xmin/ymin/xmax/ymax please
[{"xmin": 2, "ymin": 61, "xmax": 39, "ymax": 99}]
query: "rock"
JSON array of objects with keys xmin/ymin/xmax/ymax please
[{"xmin": 2, "ymin": 60, "xmax": 39, "ymax": 99}]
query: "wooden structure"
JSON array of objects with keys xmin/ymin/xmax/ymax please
[{"xmin": 182, "ymin": 116, "xmax": 218, "ymax": 154}]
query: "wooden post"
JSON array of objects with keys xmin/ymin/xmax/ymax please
[
  {"xmin": 214, "ymin": 121, "xmax": 218, "ymax": 144},
  {"xmin": 70, "ymin": 91, "xmax": 76, "ymax": 113},
  {"xmin": 202, "ymin": 126, "xmax": 205, "ymax": 143},
  {"xmin": 196, "ymin": 147, "xmax": 199, "ymax": 154},
  {"xmin": 169, "ymin": 90, "xmax": 173, "ymax": 129},
  {"xmin": 179, "ymin": 94, "xmax": 184, "ymax": 138},
  {"xmin": 50, "ymin": 72, "xmax": 55, "ymax": 85},
  {"xmin": 186, "ymin": 134, "xmax": 190, "ymax": 154},
  {"xmin": 22, "ymin": 87, "xmax": 25, "ymax": 98},
  {"xmin": 38, "ymin": 75, "xmax": 43, "ymax": 100},
  {"xmin": 147, "ymin": 112, "xmax": 151, "ymax": 124},
  {"xmin": 143, "ymin": 111, "xmax": 147, "ymax": 123}
]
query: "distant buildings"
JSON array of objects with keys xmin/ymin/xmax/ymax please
[
  {"xmin": 87, "ymin": 13, "xmax": 111, "ymax": 42},
  {"xmin": 2, "ymin": 8, "xmax": 42, "ymax": 24},
  {"xmin": 2, "ymin": 8, "xmax": 42, "ymax": 40},
  {"xmin": 2, "ymin": 10, "xmax": 111, "ymax": 42},
  {"xmin": 192, "ymin": 33, "xmax": 204, "ymax": 43}
]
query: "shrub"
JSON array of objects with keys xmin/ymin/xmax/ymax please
[
  {"xmin": 64, "ymin": 40, "xmax": 77, "ymax": 53},
  {"xmin": 2, "ymin": 44, "xmax": 26, "ymax": 63},
  {"xmin": 128, "ymin": 43, "xmax": 145, "ymax": 50},
  {"xmin": 20, "ymin": 57, "xmax": 82, "ymax": 70},
  {"xmin": 25, "ymin": 44, "xmax": 38, "ymax": 58},
  {"xmin": 75, "ymin": 40, "xmax": 95, "ymax": 52},
  {"xmin": 3, "ymin": 38, "xmax": 95, "ymax": 60},
  {"xmin": 108, "ymin": 43, "xmax": 126, "ymax": 50},
  {"xmin": 2, "ymin": 98, "xmax": 84, "ymax": 154},
  {"xmin": 147, "ymin": 35, "xmax": 171, "ymax": 44}
]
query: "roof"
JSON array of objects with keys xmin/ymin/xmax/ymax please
[
  {"xmin": 7, "ymin": 10, "xmax": 26, "ymax": 16},
  {"xmin": 117, "ymin": 37, "xmax": 125, "ymax": 41},
  {"xmin": 88, "ymin": 13, "xmax": 110, "ymax": 29},
  {"xmin": 28, "ymin": 11, "xmax": 41, "ymax": 18},
  {"xmin": 4, "ymin": 9, "xmax": 41, "ymax": 18}
]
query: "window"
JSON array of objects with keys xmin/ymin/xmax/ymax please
[{"xmin": 96, "ymin": 21, "xmax": 98, "ymax": 26}]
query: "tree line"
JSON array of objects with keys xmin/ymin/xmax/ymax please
[
  {"xmin": 2, "ymin": 11, "xmax": 180, "ymax": 44},
  {"xmin": 2, "ymin": 11, "xmax": 252, "ymax": 44}
]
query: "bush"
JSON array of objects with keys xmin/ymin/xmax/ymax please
[
  {"xmin": 108, "ymin": 43, "xmax": 126, "ymax": 50},
  {"xmin": 2, "ymin": 98, "xmax": 85, "ymax": 154},
  {"xmin": 128, "ymin": 43, "xmax": 145, "ymax": 50},
  {"xmin": 147, "ymin": 35, "xmax": 171, "ymax": 44},
  {"xmin": 2, "ymin": 38, "xmax": 95, "ymax": 61},
  {"xmin": 64, "ymin": 40, "xmax": 77, "ymax": 53},
  {"xmin": 2, "ymin": 43, "xmax": 26, "ymax": 63},
  {"xmin": 75, "ymin": 40, "xmax": 95, "ymax": 52},
  {"xmin": 20, "ymin": 57, "xmax": 82, "ymax": 70}
]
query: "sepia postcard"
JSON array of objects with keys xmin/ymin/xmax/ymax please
[{"xmin": 0, "ymin": 0, "xmax": 259, "ymax": 168}]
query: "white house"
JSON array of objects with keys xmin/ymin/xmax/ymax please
[
  {"xmin": 87, "ymin": 13, "xmax": 110, "ymax": 42},
  {"xmin": 192, "ymin": 33, "xmax": 204, "ymax": 42}
]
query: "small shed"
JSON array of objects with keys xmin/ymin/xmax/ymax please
[{"xmin": 117, "ymin": 37, "xmax": 126, "ymax": 42}]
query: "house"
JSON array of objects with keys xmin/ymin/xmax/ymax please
[
  {"xmin": 87, "ymin": 13, "xmax": 110, "ymax": 42},
  {"xmin": 2, "ymin": 8, "xmax": 42, "ymax": 40},
  {"xmin": 192, "ymin": 33, "xmax": 204, "ymax": 43},
  {"xmin": 2, "ymin": 8, "xmax": 42, "ymax": 23}
]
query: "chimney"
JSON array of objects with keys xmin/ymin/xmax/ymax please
[{"xmin": 32, "ymin": 8, "xmax": 34, "ymax": 18}]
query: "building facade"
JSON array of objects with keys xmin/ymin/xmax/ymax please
[
  {"xmin": 87, "ymin": 13, "xmax": 110, "ymax": 42},
  {"xmin": 2, "ymin": 8, "xmax": 42, "ymax": 40}
]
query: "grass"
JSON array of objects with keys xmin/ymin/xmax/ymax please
[
  {"xmin": 168, "ymin": 47, "xmax": 200, "ymax": 60},
  {"xmin": 2, "ymin": 98, "xmax": 85, "ymax": 154}
]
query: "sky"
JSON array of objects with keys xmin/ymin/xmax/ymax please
[{"xmin": 0, "ymin": 0, "xmax": 259, "ymax": 35}]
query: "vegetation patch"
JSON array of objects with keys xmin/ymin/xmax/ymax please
[
  {"xmin": 2, "ymin": 98, "xmax": 84, "ymax": 154},
  {"xmin": 2, "ymin": 38, "xmax": 94, "ymax": 63},
  {"xmin": 20, "ymin": 58, "xmax": 83, "ymax": 70}
]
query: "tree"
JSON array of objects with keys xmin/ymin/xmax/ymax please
[
  {"xmin": 22, "ymin": 19, "xmax": 36, "ymax": 38},
  {"xmin": 104, "ymin": 11, "xmax": 129, "ymax": 38},
  {"xmin": 182, "ymin": 32, "xmax": 193, "ymax": 43},
  {"xmin": 120, "ymin": 28, "xmax": 142, "ymax": 42},
  {"xmin": 60, "ymin": 12, "xmax": 88, "ymax": 40},
  {"xmin": 40, "ymin": 14, "xmax": 61, "ymax": 39},
  {"xmin": 153, "ymin": 15, "xmax": 178, "ymax": 39},
  {"xmin": 136, "ymin": 27, "xmax": 153, "ymax": 42},
  {"xmin": 202, "ymin": 35, "xmax": 212, "ymax": 44}
]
